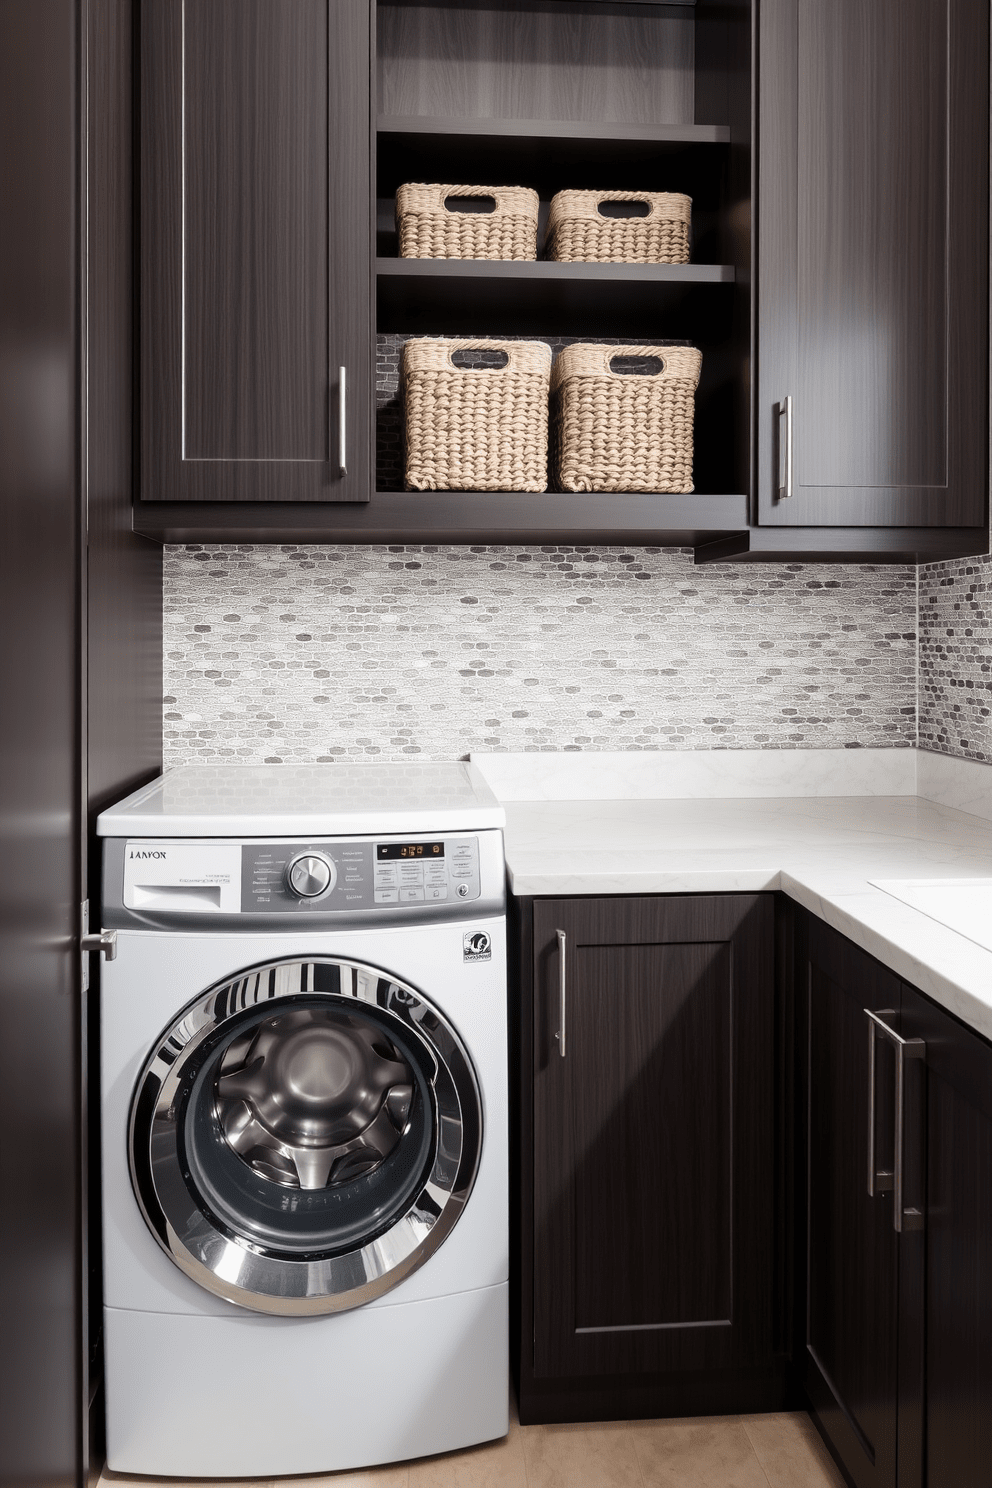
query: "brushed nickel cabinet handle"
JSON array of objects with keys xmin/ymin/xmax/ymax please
[
  {"xmin": 555, "ymin": 929, "xmax": 567, "ymax": 1059},
  {"xmin": 865, "ymin": 1008, "xmax": 925, "ymax": 1232},
  {"xmin": 338, "ymin": 365, "xmax": 347, "ymax": 476},
  {"xmin": 778, "ymin": 395, "xmax": 793, "ymax": 499}
]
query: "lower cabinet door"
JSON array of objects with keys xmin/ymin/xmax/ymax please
[
  {"xmin": 804, "ymin": 919, "xmax": 903, "ymax": 1488},
  {"xmin": 531, "ymin": 894, "xmax": 774, "ymax": 1382},
  {"xmin": 901, "ymin": 986, "xmax": 992, "ymax": 1488}
]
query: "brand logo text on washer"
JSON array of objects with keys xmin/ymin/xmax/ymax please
[
  {"xmin": 463, "ymin": 931, "xmax": 491, "ymax": 963},
  {"xmin": 129, "ymin": 850, "xmax": 167, "ymax": 859}
]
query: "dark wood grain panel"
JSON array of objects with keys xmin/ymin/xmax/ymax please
[
  {"xmin": 378, "ymin": 3, "xmax": 694, "ymax": 125},
  {"xmin": 797, "ymin": 0, "xmax": 946, "ymax": 491},
  {"xmin": 132, "ymin": 490, "xmax": 748, "ymax": 543},
  {"xmin": 140, "ymin": 0, "xmax": 372, "ymax": 501},
  {"xmin": 571, "ymin": 942, "xmax": 733, "ymax": 1330},
  {"xmin": 86, "ymin": 0, "xmax": 162, "ymax": 818},
  {"xmin": 183, "ymin": 0, "xmax": 328, "ymax": 460},
  {"xmin": 0, "ymin": 4, "xmax": 83, "ymax": 1482},
  {"xmin": 376, "ymin": 257, "xmax": 734, "ymax": 339},
  {"xmin": 82, "ymin": 3, "xmax": 162, "ymax": 1473},
  {"xmin": 900, "ymin": 986, "xmax": 992, "ymax": 1488},
  {"xmin": 804, "ymin": 918, "xmax": 900, "ymax": 1488},
  {"xmin": 757, "ymin": 0, "xmax": 988, "ymax": 527},
  {"xmin": 695, "ymin": 527, "xmax": 991, "ymax": 564},
  {"xmin": 531, "ymin": 895, "xmax": 774, "ymax": 1381},
  {"xmin": 922, "ymin": 1072, "xmax": 992, "ymax": 1488}
]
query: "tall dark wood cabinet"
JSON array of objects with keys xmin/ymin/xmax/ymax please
[
  {"xmin": 514, "ymin": 893, "xmax": 777, "ymax": 1423},
  {"xmin": 757, "ymin": 0, "xmax": 989, "ymax": 530},
  {"xmin": 1, "ymin": 7, "xmax": 85, "ymax": 1485},
  {"xmin": 1, "ymin": 4, "xmax": 162, "ymax": 1484},
  {"xmin": 139, "ymin": 0, "xmax": 372, "ymax": 503}
]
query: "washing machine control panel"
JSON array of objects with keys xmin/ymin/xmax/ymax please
[{"xmin": 241, "ymin": 836, "xmax": 481, "ymax": 913}]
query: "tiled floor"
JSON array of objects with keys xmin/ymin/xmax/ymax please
[{"xmin": 100, "ymin": 1405, "xmax": 846, "ymax": 1488}]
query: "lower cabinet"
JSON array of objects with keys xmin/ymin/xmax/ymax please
[
  {"xmin": 512, "ymin": 893, "xmax": 778, "ymax": 1423},
  {"xmin": 800, "ymin": 914, "xmax": 992, "ymax": 1488},
  {"xmin": 513, "ymin": 891, "xmax": 992, "ymax": 1466}
]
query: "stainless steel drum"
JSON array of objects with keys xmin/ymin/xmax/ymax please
[{"xmin": 128, "ymin": 957, "xmax": 482, "ymax": 1316}]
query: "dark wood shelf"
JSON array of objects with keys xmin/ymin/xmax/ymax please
[
  {"xmin": 132, "ymin": 492, "xmax": 749, "ymax": 546},
  {"xmin": 376, "ymin": 257, "xmax": 734, "ymax": 336},
  {"xmin": 377, "ymin": 115, "xmax": 729, "ymax": 145},
  {"xmin": 378, "ymin": 258, "xmax": 733, "ymax": 285},
  {"xmin": 694, "ymin": 527, "xmax": 992, "ymax": 566},
  {"xmin": 382, "ymin": 0, "xmax": 698, "ymax": 12}
]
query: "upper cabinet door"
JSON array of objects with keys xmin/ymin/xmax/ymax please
[
  {"xmin": 140, "ymin": 0, "xmax": 371, "ymax": 502},
  {"xmin": 757, "ymin": 0, "xmax": 988, "ymax": 527}
]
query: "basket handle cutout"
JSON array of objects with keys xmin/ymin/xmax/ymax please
[
  {"xmin": 609, "ymin": 354, "xmax": 664, "ymax": 377},
  {"xmin": 598, "ymin": 199, "xmax": 651, "ymax": 219},
  {"xmin": 450, "ymin": 347, "xmax": 510, "ymax": 371},
  {"xmin": 444, "ymin": 194, "xmax": 497, "ymax": 214}
]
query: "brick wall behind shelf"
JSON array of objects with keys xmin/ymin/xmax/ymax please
[{"xmin": 163, "ymin": 544, "xmax": 917, "ymax": 765}]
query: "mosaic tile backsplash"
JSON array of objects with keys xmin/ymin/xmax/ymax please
[
  {"xmin": 919, "ymin": 552, "xmax": 992, "ymax": 765},
  {"xmin": 164, "ymin": 546, "xmax": 917, "ymax": 764}
]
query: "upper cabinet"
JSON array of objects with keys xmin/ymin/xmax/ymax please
[
  {"xmin": 757, "ymin": 0, "xmax": 989, "ymax": 529},
  {"xmin": 139, "ymin": 0, "xmax": 372, "ymax": 502},
  {"xmin": 133, "ymin": 0, "xmax": 991, "ymax": 561}
]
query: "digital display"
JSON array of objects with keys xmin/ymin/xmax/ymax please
[{"xmin": 377, "ymin": 842, "xmax": 444, "ymax": 860}]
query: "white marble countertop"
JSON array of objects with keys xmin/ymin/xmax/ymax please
[{"xmin": 502, "ymin": 795, "xmax": 992, "ymax": 1041}]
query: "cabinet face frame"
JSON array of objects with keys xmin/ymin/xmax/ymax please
[
  {"xmin": 756, "ymin": 0, "xmax": 989, "ymax": 529},
  {"xmin": 138, "ymin": 0, "xmax": 373, "ymax": 503}
]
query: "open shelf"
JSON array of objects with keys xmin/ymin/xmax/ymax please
[
  {"xmin": 133, "ymin": 492, "xmax": 749, "ymax": 547},
  {"xmin": 377, "ymin": 258, "xmax": 735, "ymax": 336},
  {"xmin": 378, "ymin": 116, "xmax": 729, "ymax": 145},
  {"xmin": 376, "ymin": 117, "xmax": 732, "ymax": 260},
  {"xmin": 377, "ymin": 116, "xmax": 730, "ymax": 196}
]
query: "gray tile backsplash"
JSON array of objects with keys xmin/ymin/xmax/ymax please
[
  {"xmin": 919, "ymin": 552, "xmax": 992, "ymax": 765},
  {"xmin": 164, "ymin": 545, "xmax": 917, "ymax": 764}
]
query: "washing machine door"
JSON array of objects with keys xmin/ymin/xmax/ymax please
[{"xmin": 129, "ymin": 957, "xmax": 482, "ymax": 1316}]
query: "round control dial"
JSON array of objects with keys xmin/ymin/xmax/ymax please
[{"xmin": 286, "ymin": 854, "xmax": 336, "ymax": 899}]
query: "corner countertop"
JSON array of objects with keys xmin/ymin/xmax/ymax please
[{"xmin": 500, "ymin": 794, "xmax": 992, "ymax": 1042}]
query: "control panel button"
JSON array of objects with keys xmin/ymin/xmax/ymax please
[
  {"xmin": 287, "ymin": 854, "xmax": 335, "ymax": 898},
  {"xmin": 399, "ymin": 887, "xmax": 425, "ymax": 903}
]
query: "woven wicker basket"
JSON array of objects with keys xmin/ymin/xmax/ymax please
[
  {"xmin": 403, "ymin": 338, "xmax": 551, "ymax": 492},
  {"xmin": 551, "ymin": 344, "xmax": 702, "ymax": 493},
  {"xmin": 546, "ymin": 190, "xmax": 691, "ymax": 264},
  {"xmin": 396, "ymin": 184, "xmax": 540, "ymax": 261}
]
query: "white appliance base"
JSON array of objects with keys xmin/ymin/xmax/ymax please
[{"xmin": 105, "ymin": 1281, "xmax": 509, "ymax": 1477}]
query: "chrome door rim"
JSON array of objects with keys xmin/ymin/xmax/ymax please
[{"xmin": 129, "ymin": 957, "xmax": 482, "ymax": 1316}]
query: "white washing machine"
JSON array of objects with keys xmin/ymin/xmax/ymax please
[{"xmin": 96, "ymin": 763, "xmax": 508, "ymax": 1478}]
